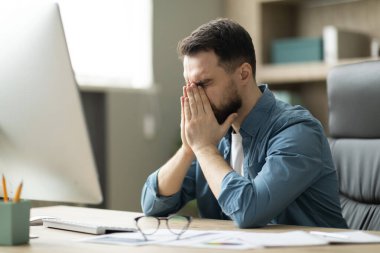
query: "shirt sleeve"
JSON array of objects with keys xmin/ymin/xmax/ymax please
[
  {"xmin": 141, "ymin": 161, "xmax": 197, "ymax": 216},
  {"xmin": 218, "ymin": 120, "xmax": 325, "ymax": 228}
]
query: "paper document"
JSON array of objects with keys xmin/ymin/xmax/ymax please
[
  {"xmin": 80, "ymin": 229, "xmax": 380, "ymax": 250},
  {"xmin": 80, "ymin": 229, "xmax": 222, "ymax": 247},
  {"xmin": 310, "ymin": 231, "xmax": 380, "ymax": 244},
  {"xmin": 80, "ymin": 229, "xmax": 325, "ymax": 249},
  {"xmin": 238, "ymin": 230, "xmax": 328, "ymax": 247},
  {"xmin": 161, "ymin": 230, "xmax": 260, "ymax": 250}
]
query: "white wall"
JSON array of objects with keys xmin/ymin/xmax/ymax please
[{"xmin": 106, "ymin": 0, "xmax": 224, "ymax": 211}]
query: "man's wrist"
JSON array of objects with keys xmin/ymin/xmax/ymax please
[
  {"xmin": 193, "ymin": 145, "xmax": 219, "ymax": 158},
  {"xmin": 180, "ymin": 145, "xmax": 195, "ymax": 160}
]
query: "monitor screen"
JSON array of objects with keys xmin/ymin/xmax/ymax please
[{"xmin": 0, "ymin": 1, "xmax": 102, "ymax": 204}]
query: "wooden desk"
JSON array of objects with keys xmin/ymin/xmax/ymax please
[{"xmin": 2, "ymin": 206, "xmax": 380, "ymax": 253}]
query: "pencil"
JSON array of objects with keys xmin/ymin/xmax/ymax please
[
  {"xmin": 14, "ymin": 181, "xmax": 23, "ymax": 203},
  {"xmin": 2, "ymin": 174, "xmax": 8, "ymax": 203}
]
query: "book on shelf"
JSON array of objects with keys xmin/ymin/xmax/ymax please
[
  {"xmin": 323, "ymin": 26, "xmax": 371, "ymax": 64},
  {"xmin": 271, "ymin": 37, "xmax": 323, "ymax": 64}
]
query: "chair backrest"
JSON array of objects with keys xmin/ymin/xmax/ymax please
[{"xmin": 327, "ymin": 60, "xmax": 380, "ymax": 230}]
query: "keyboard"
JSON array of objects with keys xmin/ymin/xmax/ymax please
[{"xmin": 43, "ymin": 219, "xmax": 137, "ymax": 235}]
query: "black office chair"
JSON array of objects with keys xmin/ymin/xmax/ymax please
[{"xmin": 327, "ymin": 60, "xmax": 380, "ymax": 230}]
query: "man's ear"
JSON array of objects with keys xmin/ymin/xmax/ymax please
[{"xmin": 239, "ymin": 63, "xmax": 252, "ymax": 82}]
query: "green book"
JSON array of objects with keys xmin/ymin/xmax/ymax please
[{"xmin": 271, "ymin": 37, "xmax": 323, "ymax": 64}]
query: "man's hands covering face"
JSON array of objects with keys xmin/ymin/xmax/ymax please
[
  {"xmin": 181, "ymin": 83, "xmax": 237, "ymax": 155},
  {"xmin": 180, "ymin": 86, "xmax": 193, "ymax": 157}
]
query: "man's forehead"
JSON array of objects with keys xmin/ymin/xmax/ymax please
[
  {"xmin": 183, "ymin": 63, "xmax": 209, "ymax": 81},
  {"xmin": 183, "ymin": 53, "xmax": 217, "ymax": 81}
]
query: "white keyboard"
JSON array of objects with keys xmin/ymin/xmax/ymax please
[{"xmin": 43, "ymin": 219, "xmax": 137, "ymax": 235}]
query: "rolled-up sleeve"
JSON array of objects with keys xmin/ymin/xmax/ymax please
[
  {"xmin": 218, "ymin": 120, "xmax": 324, "ymax": 228},
  {"xmin": 141, "ymin": 162, "xmax": 197, "ymax": 216}
]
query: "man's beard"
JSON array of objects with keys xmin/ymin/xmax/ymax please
[{"xmin": 210, "ymin": 80, "xmax": 242, "ymax": 125}]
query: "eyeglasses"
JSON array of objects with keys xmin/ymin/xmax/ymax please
[{"xmin": 134, "ymin": 215, "xmax": 192, "ymax": 241}]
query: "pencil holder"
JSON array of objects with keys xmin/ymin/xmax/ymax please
[{"xmin": 0, "ymin": 200, "xmax": 30, "ymax": 245}]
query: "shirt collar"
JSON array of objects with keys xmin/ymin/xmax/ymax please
[
  {"xmin": 239, "ymin": 84, "xmax": 276, "ymax": 138},
  {"xmin": 224, "ymin": 84, "xmax": 275, "ymax": 140}
]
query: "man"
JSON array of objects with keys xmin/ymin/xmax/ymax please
[{"xmin": 141, "ymin": 18, "xmax": 347, "ymax": 228}]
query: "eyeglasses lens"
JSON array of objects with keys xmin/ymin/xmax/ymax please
[
  {"xmin": 167, "ymin": 215, "xmax": 190, "ymax": 235},
  {"xmin": 137, "ymin": 216, "xmax": 159, "ymax": 235}
]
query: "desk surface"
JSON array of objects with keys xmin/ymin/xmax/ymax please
[{"xmin": 2, "ymin": 205, "xmax": 380, "ymax": 253}]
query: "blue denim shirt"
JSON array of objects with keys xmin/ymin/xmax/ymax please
[{"xmin": 141, "ymin": 85, "xmax": 348, "ymax": 229}]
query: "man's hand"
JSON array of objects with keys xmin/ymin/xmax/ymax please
[
  {"xmin": 180, "ymin": 86, "xmax": 194, "ymax": 158},
  {"xmin": 183, "ymin": 83, "xmax": 237, "ymax": 154}
]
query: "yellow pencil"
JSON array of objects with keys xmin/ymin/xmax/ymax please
[
  {"xmin": 14, "ymin": 181, "xmax": 23, "ymax": 203},
  {"xmin": 2, "ymin": 174, "xmax": 8, "ymax": 203}
]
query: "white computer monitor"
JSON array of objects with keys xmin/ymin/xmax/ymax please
[{"xmin": 0, "ymin": 1, "xmax": 102, "ymax": 204}]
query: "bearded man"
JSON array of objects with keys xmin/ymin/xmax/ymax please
[{"xmin": 141, "ymin": 18, "xmax": 347, "ymax": 229}]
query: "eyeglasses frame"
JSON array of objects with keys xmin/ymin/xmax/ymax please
[{"xmin": 134, "ymin": 214, "xmax": 192, "ymax": 241}]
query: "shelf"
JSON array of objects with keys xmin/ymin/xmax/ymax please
[
  {"xmin": 257, "ymin": 57, "xmax": 379, "ymax": 85},
  {"xmin": 225, "ymin": 0, "xmax": 380, "ymax": 132},
  {"xmin": 258, "ymin": 62, "xmax": 328, "ymax": 84}
]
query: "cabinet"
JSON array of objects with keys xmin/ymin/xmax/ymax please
[{"xmin": 225, "ymin": 0, "xmax": 380, "ymax": 133}]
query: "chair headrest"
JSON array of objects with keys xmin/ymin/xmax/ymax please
[{"xmin": 327, "ymin": 60, "xmax": 380, "ymax": 138}]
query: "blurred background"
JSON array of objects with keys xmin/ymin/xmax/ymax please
[{"xmin": 51, "ymin": 0, "xmax": 380, "ymax": 213}]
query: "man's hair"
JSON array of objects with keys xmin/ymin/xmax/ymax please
[{"xmin": 178, "ymin": 18, "xmax": 256, "ymax": 78}]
